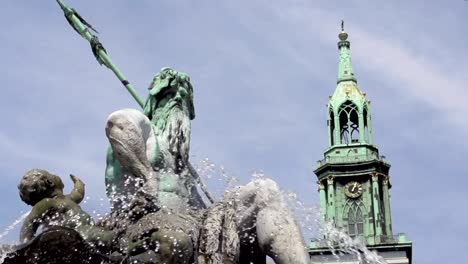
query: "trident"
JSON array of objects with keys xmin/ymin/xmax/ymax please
[
  {"xmin": 56, "ymin": 0, "xmax": 145, "ymax": 108},
  {"xmin": 55, "ymin": 0, "xmax": 216, "ymax": 204}
]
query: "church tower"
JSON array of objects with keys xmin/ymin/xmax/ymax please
[{"xmin": 309, "ymin": 22, "xmax": 413, "ymax": 264}]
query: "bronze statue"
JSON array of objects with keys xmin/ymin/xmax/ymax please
[
  {"xmin": 105, "ymin": 67, "xmax": 206, "ymax": 211},
  {"xmin": 6, "ymin": 1, "xmax": 312, "ymax": 263},
  {"xmin": 18, "ymin": 169, "xmax": 114, "ymax": 248}
]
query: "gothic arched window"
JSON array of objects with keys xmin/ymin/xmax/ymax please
[
  {"xmin": 329, "ymin": 109, "xmax": 335, "ymax": 145},
  {"xmin": 346, "ymin": 201, "xmax": 365, "ymax": 238},
  {"xmin": 363, "ymin": 106, "xmax": 369, "ymax": 142},
  {"xmin": 338, "ymin": 101, "xmax": 359, "ymax": 144}
]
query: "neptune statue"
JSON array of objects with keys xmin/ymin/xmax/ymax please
[
  {"xmin": 3, "ymin": 1, "xmax": 311, "ymax": 263},
  {"xmin": 102, "ymin": 67, "xmax": 310, "ymax": 263}
]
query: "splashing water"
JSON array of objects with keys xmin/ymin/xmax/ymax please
[
  {"xmin": 0, "ymin": 211, "xmax": 31, "ymax": 262},
  {"xmin": 194, "ymin": 158, "xmax": 240, "ymax": 200},
  {"xmin": 0, "ymin": 246, "xmax": 11, "ymax": 264},
  {"xmin": 0, "ymin": 211, "xmax": 30, "ymax": 242},
  {"xmin": 320, "ymin": 222, "xmax": 387, "ymax": 264},
  {"xmin": 283, "ymin": 189, "xmax": 322, "ymax": 242},
  {"xmin": 195, "ymin": 159, "xmax": 387, "ymax": 264},
  {"xmin": 1, "ymin": 159, "xmax": 387, "ymax": 263}
]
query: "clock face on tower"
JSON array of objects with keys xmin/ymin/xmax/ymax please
[{"xmin": 344, "ymin": 181, "xmax": 363, "ymax": 198}]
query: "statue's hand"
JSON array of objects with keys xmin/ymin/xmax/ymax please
[
  {"xmin": 69, "ymin": 174, "xmax": 81, "ymax": 183},
  {"xmin": 68, "ymin": 174, "xmax": 85, "ymax": 204}
]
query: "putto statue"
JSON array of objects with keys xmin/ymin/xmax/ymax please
[
  {"xmin": 4, "ymin": 1, "xmax": 311, "ymax": 263},
  {"xmin": 18, "ymin": 169, "xmax": 114, "ymax": 247}
]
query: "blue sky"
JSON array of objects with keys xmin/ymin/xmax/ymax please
[{"xmin": 1, "ymin": 0, "xmax": 467, "ymax": 263}]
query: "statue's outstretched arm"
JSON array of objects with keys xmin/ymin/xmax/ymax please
[
  {"xmin": 67, "ymin": 174, "xmax": 85, "ymax": 204},
  {"xmin": 20, "ymin": 199, "xmax": 55, "ymax": 243}
]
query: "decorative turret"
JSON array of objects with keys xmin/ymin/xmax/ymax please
[
  {"xmin": 325, "ymin": 21, "xmax": 376, "ymax": 164},
  {"xmin": 315, "ymin": 21, "xmax": 392, "ymax": 244},
  {"xmin": 310, "ymin": 21, "xmax": 412, "ymax": 264}
]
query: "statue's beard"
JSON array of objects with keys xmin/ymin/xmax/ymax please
[{"xmin": 153, "ymin": 100, "xmax": 191, "ymax": 170}]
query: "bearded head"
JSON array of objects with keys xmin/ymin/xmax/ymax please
[
  {"xmin": 143, "ymin": 68, "xmax": 195, "ymax": 168},
  {"xmin": 143, "ymin": 67, "xmax": 195, "ymax": 121}
]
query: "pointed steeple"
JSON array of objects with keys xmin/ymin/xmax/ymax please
[
  {"xmin": 327, "ymin": 21, "xmax": 373, "ymax": 147},
  {"xmin": 311, "ymin": 22, "xmax": 413, "ymax": 264},
  {"xmin": 337, "ymin": 20, "xmax": 357, "ymax": 84}
]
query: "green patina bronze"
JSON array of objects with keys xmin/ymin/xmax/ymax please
[
  {"xmin": 310, "ymin": 22, "xmax": 412, "ymax": 263},
  {"xmin": 8, "ymin": 2, "xmax": 325, "ymax": 263},
  {"xmin": 319, "ymin": 22, "xmax": 391, "ymax": 243},
  {"xmin": 104, "ymin": 67, "xmax": 199, "ymax": 204},
  {"xmin": 56, "ymin": 0, "xmax": 211, "ymax": 207},
  {"xmin": 56, "ymin": 0, "xmax": 145, "ymax": 108}
]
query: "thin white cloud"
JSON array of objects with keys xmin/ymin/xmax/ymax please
[
  {"xmin": 270, "ymin": 3, "xmax": 468, "ymax": 131},
  {"xmin": 1, "ymin": 1, "xmax": 467, "ymax": 262}
]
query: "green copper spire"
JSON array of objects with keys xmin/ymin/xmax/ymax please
[
  {"xmin": 337, "ymin": 20, "xmax": 357, "ymax": 84},
  {"xmin": 311, "ymin": 22, "xmax": 412, "ymax": 264},
  {"xmin": 326, "ymin": 21, "xmax": 373, "ymax": 148}
]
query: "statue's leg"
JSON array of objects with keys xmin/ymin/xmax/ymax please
[
  {"xmin": 233, "ymin": 179, "xmax": 310, "ymax": 264},
  {"xmin": 105, "ymin": 109, "xmax": 158, "ymax": 202}
]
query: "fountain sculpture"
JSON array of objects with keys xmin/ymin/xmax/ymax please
[{"xmin": 2, "ymin": 1, "xmax": 311, "ymax": 263}]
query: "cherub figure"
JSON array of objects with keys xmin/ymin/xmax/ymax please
[{"xmin": 18, "ymin": 169, "xmax": 113, "ymax": 247}]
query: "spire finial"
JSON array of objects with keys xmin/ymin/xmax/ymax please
[
  {"xmin": 338, "ymin": 20, "xmax": 348, "ymax": 41},
  {"xmin": 337, "ymin": 20, "xmax": 355, "ymax": 83}
]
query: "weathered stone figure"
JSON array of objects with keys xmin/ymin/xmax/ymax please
[
  {"xmin": 18, "ymin": 169, "xmax": 114, "ymax": 247},
  {"xmin": 104, "ymin": 67, "xmax": 310, "ymax": 263},
  {"xmin": 199, "ymin": 178, "xmax": 310, "ymax": 264}
]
